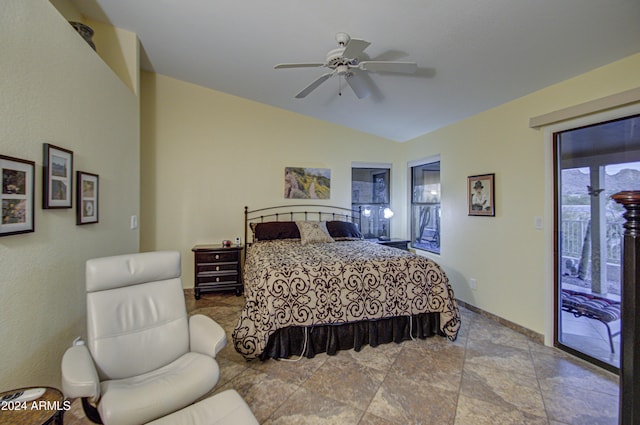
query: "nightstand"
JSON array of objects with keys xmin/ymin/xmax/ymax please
[
  {"xmin": 370, "ymin": 238, "xmax": 410, "ymax": 251},
  {"xmin": 192, "ymin": 245, "xmax": 244, "ymax": 299}
]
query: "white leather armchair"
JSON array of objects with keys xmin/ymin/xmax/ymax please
[{"xmin": 61, "ymin": 251, "xmax": 228, "ymax": 425}]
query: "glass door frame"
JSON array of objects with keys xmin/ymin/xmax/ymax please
[
  {"xmin": 551, "ymin": 110, "xmax": 640, "ymax": 373},
  {"xmin": 540, "ymin": 101, "xmax": 640, "ymax": 374},
  {"xmin": 552, "ymin": 130, "xmax": 619, "ymax": 373}
]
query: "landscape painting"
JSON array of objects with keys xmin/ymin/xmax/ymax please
[{"xmin": 284, "ymin": 167, "xmax": 330, "ymax": 199}]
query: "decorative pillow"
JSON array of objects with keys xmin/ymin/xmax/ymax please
[
  {"xmin": 253, "ymin": 221, "xmax": 300, "ymax": 241},
  {"xmin": 326, "ymin": 220, "xmax": 363, "ymax": 240},
  {"xmin": 296, "ymin": 221, "xmax": 334, "ymax": 245}
]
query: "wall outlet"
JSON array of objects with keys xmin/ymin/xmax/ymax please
[{"xmin": 470, "ymin": 278, "xmax": 477, "ymax": 290}]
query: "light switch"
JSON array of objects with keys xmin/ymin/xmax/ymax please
[
  {"xmin": 534, "ymin": 216, "xmax": 543, "ymax": 230},
  {"xmin": 130, "ymin": 215, "xmax": 138, "ymax": 230}
]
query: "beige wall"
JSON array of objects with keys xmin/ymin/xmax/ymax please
[
  {"xmin": 140, "ymin": 72, "xmax": 402, "ymax": 285},
  {"xmin": 400, "ymin": 53, "xmax": 640, "ymax": 338},
  {"xmin": 0, "ymin": 0, "xmax": 140, "ymax": 389}
]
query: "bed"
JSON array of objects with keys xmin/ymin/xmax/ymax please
[{"xmin": 232, "ymin": 205, "xmax": 460, "ymax": 360}]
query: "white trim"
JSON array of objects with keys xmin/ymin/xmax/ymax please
[
  {"xmin": 407, "ymin": 154, "xmax": 442, "ymax": 255},
  {"xmin": 407, "ymin": 154, "xmax": 440, "ymax": 169},
  {"xmin": 351, "ymin": 161, "xmax": 392, "ymax": 169},
  {"xmin": 530, "ymin": 87, "xmax": 640, "ymax": 129},
  {"xmin": 540, "ymin": 102, "xmax": 640, "ymax": 347}
]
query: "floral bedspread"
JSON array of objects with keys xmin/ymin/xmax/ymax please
[{"xmin": 232, "ymin": 239, "xmax": 460, "ymax": 359}]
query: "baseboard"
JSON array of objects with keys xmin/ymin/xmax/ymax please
[{"xmin": 456, "ymin": 299, "xmax": 544, "ymax": 345}]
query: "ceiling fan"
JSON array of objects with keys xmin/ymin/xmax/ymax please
[{"xmin": 274, "ymin": 32, "xmax": 418, "ymax": 99}]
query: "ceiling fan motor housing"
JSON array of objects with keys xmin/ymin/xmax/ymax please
[{"xmin": 335, "ymin": 32, "xmax": 351, "ymax": 46}]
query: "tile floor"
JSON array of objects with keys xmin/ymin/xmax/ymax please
[{"xmin": 64, "ymin": 293, "xmax": 620, "ymax": 425}]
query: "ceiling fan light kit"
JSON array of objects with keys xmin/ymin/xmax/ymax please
[{"xmin": 275, "ymin": 32, "xmax": 418, "ymax": 99}]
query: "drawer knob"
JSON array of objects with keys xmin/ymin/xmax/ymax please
[
  {"xmin": 216, "ymin": 277, "xmax": 220, "ymax": 282},
  {"xmin": 216, "ymin": 266, "xmax": 220, "ymax": 271},
  {"xmin": 215, "ymin": 254, "xmax": 220, "ymax": 260}
]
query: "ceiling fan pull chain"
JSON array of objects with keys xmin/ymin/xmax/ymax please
[{"xmin": 338, "ymin": 75, "xmax": 342, "ymax": 96}]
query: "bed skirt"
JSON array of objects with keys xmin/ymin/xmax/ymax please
[{"xmin": 258, "ymin": 312, "xmax": 442, "ymax": 360}]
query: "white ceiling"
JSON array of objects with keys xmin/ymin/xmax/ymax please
[{"xmin": 70, "ymin": 0, "xmax": 640, "ymax": 142}]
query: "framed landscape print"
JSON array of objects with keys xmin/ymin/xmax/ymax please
[
  {"xmin": 284, "ymin": 167, "xmax": 331, "ymax": 199},
  {"xmin": 76, "ymin": 171, "xmax": 99, "ymax": 225},
  {"xmin": 468, "ymin": 173, "xmax": 495, "ymax": 216},
  {"xmin": 1, "ymin": 155, "xmax": 35, "ymax": 236},
  {"xmin": 43, "ymin": 143, "xmax": 73, "ymax": 209}
]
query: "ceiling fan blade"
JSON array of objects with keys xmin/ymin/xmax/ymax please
[
  {"xmin": 295, "ymin": 72, "xmax": 334, "ymax": 98},
  {"xmin": 358, "ymin": 61, "xmax": 418, "ymax": 74},
  {"xmin": 275, "ymin": 63, "xmax": 325, "ymax": 69},
  {"xmin": 342, "ymin": 38, "xmax": 371, "ymax": 59},
  {"xmin": 345, "ymin": 73, "xmax": 371, "ymax": 99}
]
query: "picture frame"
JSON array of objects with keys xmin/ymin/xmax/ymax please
[
  {"xmin": 1, "ymin": 154, "xmax": 35, "ymax": 236},
  {"xmin": 76, "ymin": 171, "xmax": 99, "ymax": 225},
  {"xmin": 468, "ymin": 173, "xmax": 495, "ymax": 216},
  {"xmin": 284, "ymin": 167, "xmax": 331, "ymax": 199},
  {"xmin": 43, "ymin": 143, "xmax": 73, "ymax": 209}
]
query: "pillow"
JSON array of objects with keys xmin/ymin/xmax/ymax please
[
  {"xmin": 326, "ymin": 220, "xmax": 363, "ymax": 240},
  {"xmin": 296, "ymin": 221, "xmax": 334, "ymax": 245},
  {"xmin": 253, "ymin": 221, "xmax": 300, "ymax": 241}
]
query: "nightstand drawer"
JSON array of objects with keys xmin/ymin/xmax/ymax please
[
  {"xmin": 197, "ymin": 262, "xmax": 238, "ymax": 273},
  {"xmin": 196, "ymin": 251, "xmax": 239, "ymax": 263},
  {"xmin": 197, "ymin": 271, "xmax": 239, "ymax": 283}
]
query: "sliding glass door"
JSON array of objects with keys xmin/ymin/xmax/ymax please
[{"xmin": 555, "ymin": 114, "xmax": 640, "ymax": 371}]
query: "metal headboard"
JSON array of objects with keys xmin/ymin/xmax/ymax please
[{"xmin": 244, "ymin": 204, "xmax": 362, "ymax": 246}]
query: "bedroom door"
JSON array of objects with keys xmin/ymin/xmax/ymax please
[{"xmin": 554, "ymin": 114, "xmax": 640, "ymax": 372}]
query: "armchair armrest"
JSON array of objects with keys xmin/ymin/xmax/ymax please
[
  {"xmin": 61, "ymin": 344, "xmax": 100, "ymax": 402},
  {"xmin": 189, "ymin": 314, "xmax": 226, "ymax": 357}
]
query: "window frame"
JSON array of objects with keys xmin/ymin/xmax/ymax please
[
  {"xmin": 351, "ymin": 163, "xmax": 392, "ymax": 240},
  {"xmin": 408, "ymin": 155, "xmax": 441, "ymax": 254}
]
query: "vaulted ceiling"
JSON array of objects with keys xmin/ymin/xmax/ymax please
[{"xmin": 70, "ymin": 0, "xmax": 640, "ymax": 142}]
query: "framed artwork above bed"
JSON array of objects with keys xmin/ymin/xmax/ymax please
[{"xmin": 284, "ymin": 167, "xmax": 330, "ymax": 199}]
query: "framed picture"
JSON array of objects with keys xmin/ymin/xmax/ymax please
[
  {"xmin": 468, "ymin": 173, "xmax": 495, "ymax": 216},
  {"xmin": 284, "ymin": 167, "xmax": 331, "ymax": 199},
  {"xmin": 43, "ymin": 143, "xmax": 73, "ymax": 209},
  {"xmin": 76, "ymin": 171, "xmax": 99, "ymax": 225},
  {"xmin": 1, "ymin": 155, "xmax": 35, "ymax": 236}
]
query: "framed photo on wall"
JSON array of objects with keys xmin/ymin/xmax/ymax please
[
  {"xmin": 1, "ymin": 154, "xmax": 35, "ymax": 236},
  {"xmin": 43, "ymin": 143, "xmax": 73, "ymax": 209},
  {"xmin": 468, "ymin": 173, "xmax": 495, "ymax": 216},
  {"xmin": 76, "ymin": 171, "xmax": 99, "ymax": 225},
  {"xmin": 284, "ymin": 167, "xmax": 331, "ymax": 199}
]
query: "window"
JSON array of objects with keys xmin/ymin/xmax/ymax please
[
  {"xmin": 410, "ymin": 160, "xmax": 440, "ymax": 253},
  {"xmin": 351, "ymin": 166, "xmax": 391, "ymax": 239}
]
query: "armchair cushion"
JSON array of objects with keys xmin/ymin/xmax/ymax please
[
  {"xmin": 190, "ymin": 314, "xmax": 227, "ymax": 357},
  {"xmin": 61, "ymin": 344, "xmax": 100, "ymax": 401},
  {"xmin": 99, "ymin": 352, "xmax": 220, "ymax": 425}
]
